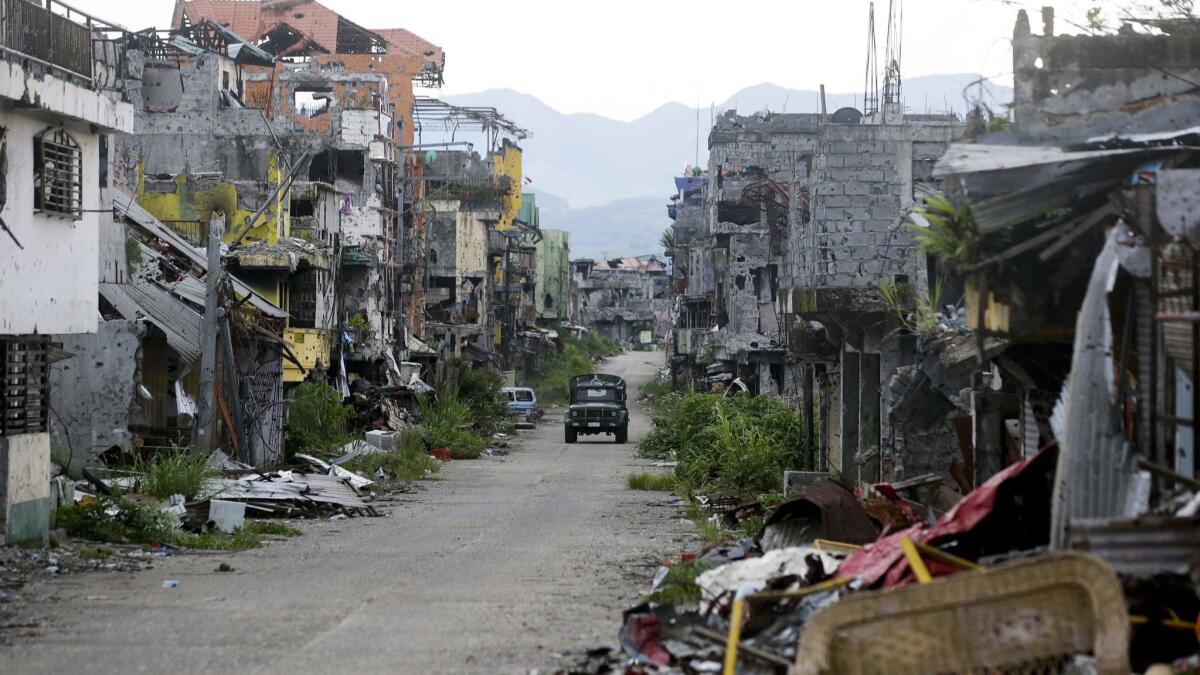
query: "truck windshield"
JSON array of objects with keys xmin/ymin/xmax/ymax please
[{"xmin": 578, "ymin": 387, "xmax": 619, "ymax": 402}]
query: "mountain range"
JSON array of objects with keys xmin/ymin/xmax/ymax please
[{"xmin": 439, "ymin": 74, "xmax": 1012, "ymax": 259}]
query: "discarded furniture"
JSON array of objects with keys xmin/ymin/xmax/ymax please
[{"xmin": 793, "ymin": 552, "xmax": 1130, "ymax": 675}]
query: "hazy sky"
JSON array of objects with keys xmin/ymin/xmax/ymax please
[{"xmin": 69, "ymin": 0, "xmax": 1108, "ymax": 121}]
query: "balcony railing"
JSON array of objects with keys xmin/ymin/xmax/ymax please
[{"xmin": 0, "ymin": 0, "xmax": 126, "ymax": 87}]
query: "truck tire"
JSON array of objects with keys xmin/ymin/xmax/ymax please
[
  {"xmin": 565, "ymin": 427, "xmax": 577, "ymax": 444},
  {"xmin": 615, "ymin": 424, "xmax": 628, "ymax": 444}
]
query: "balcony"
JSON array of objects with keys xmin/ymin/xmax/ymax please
[{"xmin": 0, "ymin": 0, "xmax": 125, "ymax": 88}]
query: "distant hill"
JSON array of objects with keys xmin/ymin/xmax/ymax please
[
  {"xmin": 437, "ymin": 75, "xmax": 1011, "ymax": 258},
  {"xmin": 536, "ymin": 194, "xmax": 670, "ymax": 261}
]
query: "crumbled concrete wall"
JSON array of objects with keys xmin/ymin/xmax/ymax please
[
  {"xmin": 1012, "ymin": 9, "xmax": 1200, "ymax": 125},
  {"xmin": 49, "ymin": 320, "xmax": 144, "ymax": 472}
]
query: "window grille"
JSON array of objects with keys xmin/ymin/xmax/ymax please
[
  {"xmin": 1, "ymin": 338, "xmax": 50, "ymax": 436},
  {"xmin": 35, "ymin": 129, "xmax": 82, "ymax": 219}
]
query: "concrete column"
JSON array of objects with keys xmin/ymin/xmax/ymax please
[
  {"xmin": 859, "ymin": 352, "xmax": 882, "ymax": 485},
  {"xmin": 1, "ymin": 433, "xmax": 51, "ymax": 544},
  {"xmin": 840, "ymin": 347, "xmax": 860, "ymax": 484}
]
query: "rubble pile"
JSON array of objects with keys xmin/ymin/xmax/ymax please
[{"xmin": 562, "ymin": 463, "xmax": 1200, "ymax": 674}]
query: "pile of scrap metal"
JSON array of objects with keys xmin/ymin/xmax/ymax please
[{"xmin": 563, "ymin": 465, "xmax": 1199, "ymax": 674}]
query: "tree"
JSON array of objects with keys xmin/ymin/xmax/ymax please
[{"xmin": 659, "ymin": 228, "xmax": 675, "ymax": 253}]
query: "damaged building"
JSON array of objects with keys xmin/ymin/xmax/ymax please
[
  {"xmin": 0, "ymin": 1, "xmax": 133, "ymax": 543},
  {"xmin": 668, "ymin": 69, "xmax": 964, "ymax": 485},
  {"xmin": 574, "ymin": 256, "xmax": 672, "ymax": 346},
  {"xmin": 923, "ymin": 8, "xmax": 1200, "ymax": 541}
]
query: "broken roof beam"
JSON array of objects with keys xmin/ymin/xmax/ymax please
[{"xmin": 413, "ymin": 97, "xmax": 530, "ymax": 140}]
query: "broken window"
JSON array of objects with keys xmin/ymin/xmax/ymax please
[
  {"xmin": 290, "ymin": 197, "xmax": 315, "ymax": 217},
  {"xmin": 544, "ymin": 293, "xmax": 555, "ymax": 308},
  {"xmin": 98, "ymin": 134, "xmax": 108, "ymax": 189},
  {"xmin": 294, "ymin": 88, "xmax": 334, "ymax": 119},
  {"xmin": 0, "ymin": 337, "xmax": 50, "ymax": 436},
  {"xmin": 33, "ymin": 128, "xmax": 82, "ymax": 219},
  {"xmin": 334, "ymin": 150, "xmax": 365, "ymax": 190}
]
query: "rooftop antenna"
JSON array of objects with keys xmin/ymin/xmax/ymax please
[
  {"xmin": 864, "ymin": 2, "xmax": 879, "ymax": 117},
  {"xmin": 883, "ymin": 0, "xmax": 904, "ymax": 107}
]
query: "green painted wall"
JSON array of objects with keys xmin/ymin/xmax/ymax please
[{"xmin": 535, "ymin": 228, "xmax": 570, "ymax": 321}]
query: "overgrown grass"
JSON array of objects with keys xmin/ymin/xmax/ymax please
[
  {"xmin": 244, "ymin": 521, "xmax": 303, "ymax": 537},
  {"xmin": 58, "ymin": 497, "xmax": 176, "ymax": 545},
  {"xmin": 171, "ymin": 528, "xmax": 262, "ymax": 551},
  {"xmin": 685, "ymin": 502, "xmax": 725, "ymax": 545},
  {"xmin": 345, "ymin": 429, "xmax": 441, "ymax": 479},
  {"xmin": 638, "ymin": 377, "xmax": 677, "ymax": 414},
  {"xmin": 647, "ymin": 559, "xmax": 710, "ymax": 605},
  {"xmin": 58, "ymin": 497, "xmax": 301, "ymax": 551},
  {"xmin": 286, "ymin": 382, "xmax": 352, "ymax": 456},
  {"xmin": 419, "ymin": 392, "xmax": 487, "ymax": 460},
  {"xmin": 638, "ymin": 393, "xmax": 811, "ymax": 499},
  {"xmin": 527, "ymin": 331, "xmax": 622, "ymax": 405},
  {"xmin": 135, "ymin": 451, "xmax": 215, "ymax": 500},
  {"xmin": 626, "ymin": 472, "xmax": 677, "ymax": 491}
]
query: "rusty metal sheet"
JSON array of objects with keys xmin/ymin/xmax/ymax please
[
  {"xmin": 1069, "ymin": 515, "xmax": 1200, "ymax": 577},
  {"xmin": 762, "ymin": 479, "xmax": 879, "ymax": 549}
]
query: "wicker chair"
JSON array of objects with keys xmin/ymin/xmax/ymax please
[{"xmin": 793, "ymin": 552, "xmax": 1130, "ymax": 675}]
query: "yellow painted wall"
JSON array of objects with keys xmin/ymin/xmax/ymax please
[
  {"xmin": 283, "ymin": 328, "xmax": 333, "ymax": 383},
  {"xmin": 137, "ymin": 153, "xmax": 288, "ymax": 245},
  {"xmin": 491, "ymin": 141, "xmax": 523, "ymax": 231}
]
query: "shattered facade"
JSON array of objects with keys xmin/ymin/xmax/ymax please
[
  {"xmin": 669, "ymin": 105, "xmax": 964, "ymax": 484},
  {"xmin": 574, "ymin": 256, "xmax": 672, "ymax": 345},
  {"xmin": 0, "ymin": 2, "xmax": 133, "ymax": 543}
]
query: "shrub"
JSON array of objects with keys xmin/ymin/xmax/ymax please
[
  {"xmin": 452, "ymin": 360, "xmax": 508, "ymax": 434},
  {"xmin": 135, "ymin": 451, "xmax": 215, "ymax": 500},
  {"xmin": 627, "ymin": 472, "xmax": 676, "ymax": 491},
  {"xmin": 286, "ymin": 382, "xmax": 352, "ymax": 456},
  {"xmin": 419, "ymin": 391, "xmax": 486, "ymax": 460},
  {"xmin": 638, "ymin": 392, "xmax": 811, "ymax": 498}
]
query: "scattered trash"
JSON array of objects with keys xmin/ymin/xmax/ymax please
[
  {"xmin": 161, "ymin": 580, "xmax": 180, "ymax": 589},
  {"xmin": 215, "ymin": 563, "xmax": 234, "ymax": 573}
]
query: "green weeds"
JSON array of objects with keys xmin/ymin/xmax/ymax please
[
  {"xmin": 59, "ymin": 496, "xmax": 299, "ymax": 551},
  {"xmin": 244, "ymin": 521, "xmax": 303, "ymax": 537},
  {"xmin": 134, "ymin": 451, "xmax": 215, "ymax": 500},
  {"xmin": 647, "ymin": 559, "xmax": 710, "ymax": 605},
  {"xmin": 626, "ymin": 472, "xmax": 677, "ymax": 491},
  {"xmin": 638, "ymin": 393, "xmax": 811, "ymax": 499},
  {"xmin": 344, "ymin": 430, "xmax": 440, "ymax": 480}
]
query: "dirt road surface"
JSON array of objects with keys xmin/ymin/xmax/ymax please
[{"xmin": 2, "ymin": 351, "xmax": 695, "ymax": 674}]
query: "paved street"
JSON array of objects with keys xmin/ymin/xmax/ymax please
[{"xmin": 3, "ymin": 352, "xmax": 694, "ymax": 674}]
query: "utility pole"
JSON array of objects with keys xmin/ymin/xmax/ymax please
[{"xmin": 195, "ymin": 212, "xmax": 225, "ymax": 454}]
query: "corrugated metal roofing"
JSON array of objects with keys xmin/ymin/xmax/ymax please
[
  {"xmin": 113, "ymin": 191, "xmax": 288, "ymax": 320},
  {"xmin": 934, "ymin": 144, "xmax": 1144, "ymax": 177},
  {"xmin": 100, "ymin": 282, "xmax": 204, "ymax": 364}
]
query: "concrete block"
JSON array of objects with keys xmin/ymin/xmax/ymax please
[{"xmin": 209, "ymin": 500, "xmax": 246, "ymax": 534}]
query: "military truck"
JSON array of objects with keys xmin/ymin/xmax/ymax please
[{"xmin": 563, "ymin": 374, "xmax": 629, "ymax": 444}]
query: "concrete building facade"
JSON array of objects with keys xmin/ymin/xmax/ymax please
[{"xmin": 0, "ymin": 3, "xmax": 133, "ymax": 543}]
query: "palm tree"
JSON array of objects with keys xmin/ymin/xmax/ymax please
[{"xmin": 659, "ymin": 228, "xmax": 675, "ymax": 254}]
